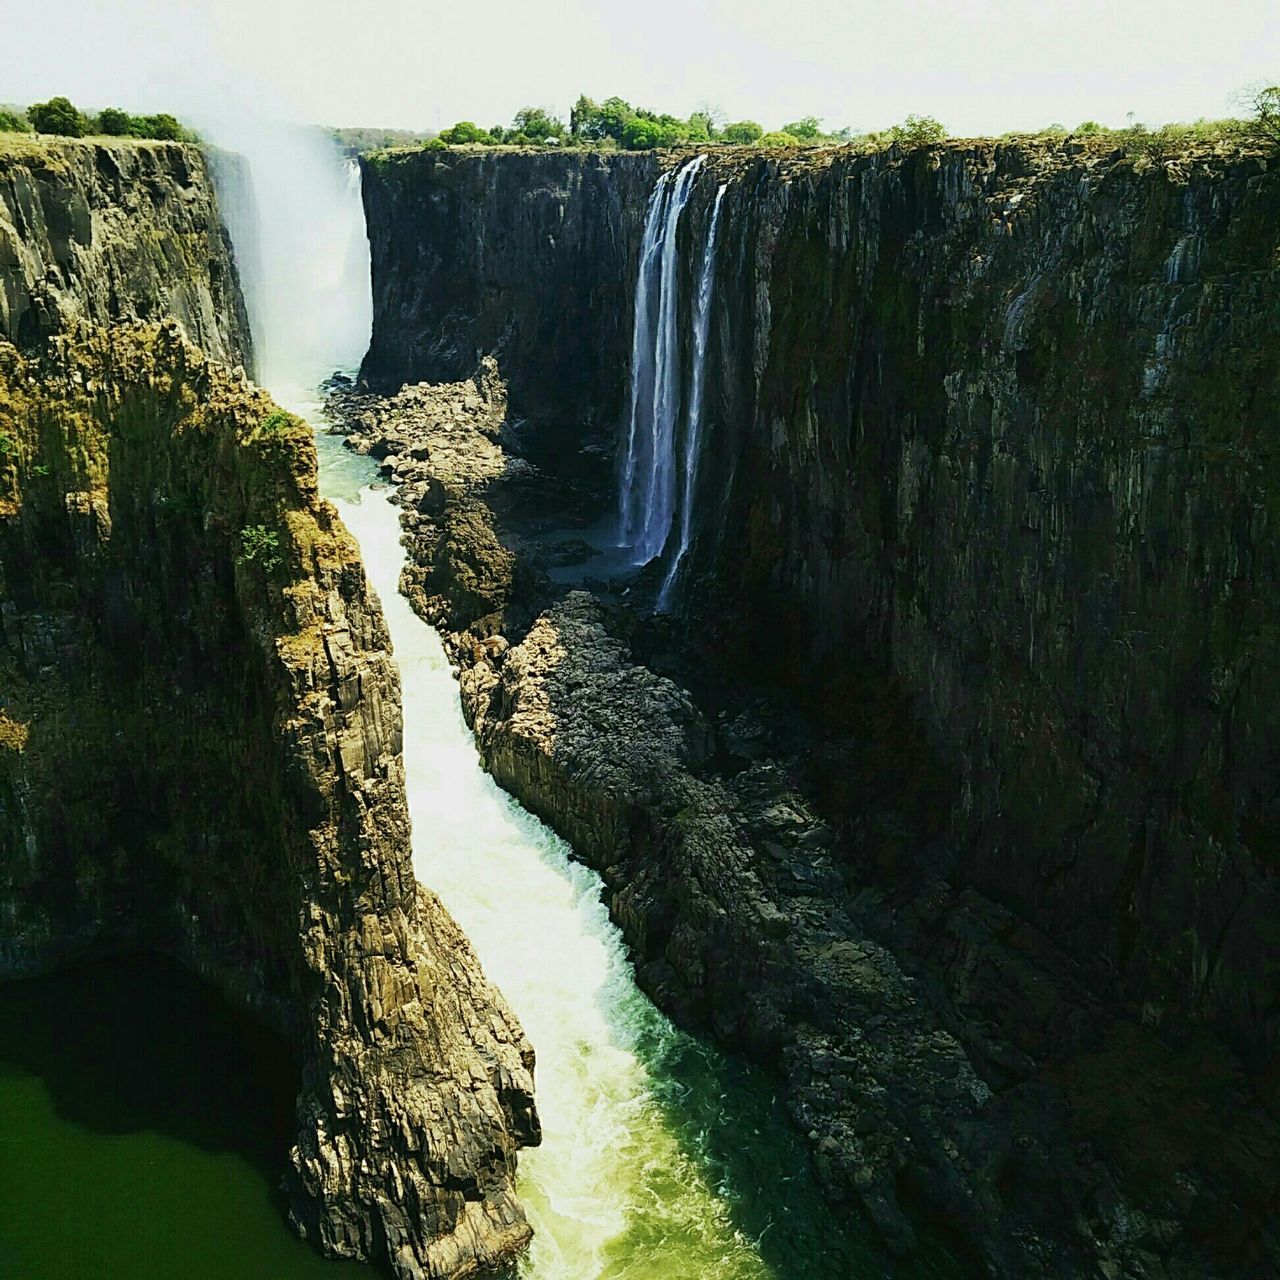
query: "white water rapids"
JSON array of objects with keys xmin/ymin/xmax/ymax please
[{"xmin": 215, "ymin": 130, "xmax": 878, "ymax": 1280}]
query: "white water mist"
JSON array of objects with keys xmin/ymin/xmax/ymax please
[{"xmin": 206, "ymin": 118, "xmax": 371, "ymax": 395}]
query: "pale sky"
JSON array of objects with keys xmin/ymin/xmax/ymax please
[{"xmin": 3, "ymin": 0, "xmax": 1277, "ymax": 137}]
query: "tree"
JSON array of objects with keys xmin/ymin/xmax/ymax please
[
  {"xmin": 511, "ymin": 106, "xmax": 565, "ymax": 141},
  {"xmin": 132, "ymin": 112, "xmax": 186, "ymax": 141},
  {"xmin": 96, "ymin": 107, "xmax": 133, "ymax": 136},
  {"xmin": 782, "ymin": 116, "xmax": 823, "ymax": 140},
  {"xmin": 621, "ymin": 114, "xmax": 688, "ymax": 150},
  {"xmin": 721, "ymin": 120, "xmax": 763, "ymax": 144},
  {"xmin": 438, "ymin": 120, "xmax": 489, "ymax": 145},
  {"xmin": 0, "ymin": 109, "xmax": 27, "ymax": 133},
  {"xmin": 28, "ymin": 96, "xmax": 87, "ymax": 137},
  {"xmin": 686, "ymin": 110, "xmax": 717, "ymax": 142},
  {"xmin": 760, "ymin": 130, "xmax": 800, "ymax": 147},
  {"xmin": 1253, "ymin": 86, "xmax": 1280, "ymax": 143},
  {"xmin": 887, "ymin": 114, "xmax": 947, "ymax": 148}
]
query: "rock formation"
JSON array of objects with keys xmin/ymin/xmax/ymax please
[
  {"xmin": 0, "ymin": 135, "xmax": 253, "ymax": 370},
  {"xmin": 0, "ymin": 132, "xmax": 541, "ymax": 1279},
  {"xmin": 352, "ymin": 137, "xmax": 1280, "ymax": 1275}
]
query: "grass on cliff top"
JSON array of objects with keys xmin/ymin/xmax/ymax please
[{"xmin": 0, "ymin": 131, "xmax": 194, "ymax": 170}]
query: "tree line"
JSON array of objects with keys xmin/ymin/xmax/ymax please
[{"xmin": 0, "ymin": 97, "xmax": 197, "ymax": 142}]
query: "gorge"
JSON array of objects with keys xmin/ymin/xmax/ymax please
[{"xmin": 1, "ymin": 116, "xmax": 1278, "ymax": 1280}]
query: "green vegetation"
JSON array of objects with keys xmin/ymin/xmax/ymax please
[
  {"xmin": 0, "ymin": 108, "xmax": 27, "ymax": 133},
  {"xmin": 886, "ymin": 114, "xmax": 947, "ymax": 147},
  {"xmin": 1253, "ymin": 85, "xmax": 1280, "ymax": 142},
  {"xmin": 19, "ymin": 96, "xmax": 197, "ymax": 141},
  {"xmin": 437, "ymin": 120, "xmax": 490, "ymax": 145},
  {"xmin": 259, "ymin": 409, "xmax": 294, "ymax": 436},
  {"xmin": 28, "ymin": 96, "xmax": 87, "ymax": 137},
  {"xmin": 428, "ymin": 97, "xmax": 859, "ymax": 152},
  {"xmin": 327, "ymin": 125, "xmax": 436, "ymax": 155},
  {"xmin": 236, "ymin": 525, "xmax": 283, "ymax": 573},
  {"xmin": 0, "ymin": 431, "xmax": 17, "ymax": 456},
  {"xmin": 417, "ymin": 82, "xmax": 1279, "ymax": 157},
  {"xmin": 720, "ymin": 120, "xmax": 764, "ymax": 144}
]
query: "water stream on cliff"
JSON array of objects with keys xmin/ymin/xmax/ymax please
[
  {"xmin": 657, "ymin": 180, "xmax": 727, "ymax": 610},
  {"xmin": 618, "ymin": 155, "xmax": 706, "ymax": 568}
]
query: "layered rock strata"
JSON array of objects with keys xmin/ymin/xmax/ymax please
[
  {"xmin": 0, "ymin": 324, "xmax": 538, "ymax": 1278},
  {"xmin": 0, "ymin": 135, "xmax": 253, "ymax": 370}
]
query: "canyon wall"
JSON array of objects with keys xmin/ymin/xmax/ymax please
[
  {"xmin": 0, "ymin": 324, "xmax": 537, "ymax": 1277},
  {"xmin": 0, "ymin": 136, "xmax": 253, "ymax": 370},
  {"xmin": 0, "ymin": 136, "xmax": 541, "ymax": 1278},
  {"xmin": 361, "ymin": 140, "xmax": 1280, "ymax": 1070}
]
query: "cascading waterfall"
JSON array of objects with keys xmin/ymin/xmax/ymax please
[
  {"xmin": 215, "ymin": 134, "xmax": 870, "ymax": 1279},
  {"xmin": 618, "ymin": 155, "xmax": 705, "ymax": 564},
  {"xmin": 657, "ymin": 181, "xmax": 727, "ymax": 610}
]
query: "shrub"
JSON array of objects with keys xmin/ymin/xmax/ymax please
[
  {"xmin": 760, "ymin": 130, "xmax": 800, "ymax": 147},
  {"xmin": 236, "ymin": 524, "xmax": 283, "ymax": 573},
  {"xmin": 0, "ymin": 431, "xmax": 17, "ymax": 456},
  {"xmin": 260, "ymin": 409, "xmax": 293, "ymax": 435},
  {"xmin": 96, "ymin": 107, "xmax": 133, "ymax": 136},
  {"xmin": 887, "ymin": 114, "xmax": 947, "ymax": 148},
  {"xmin": 28, "ymin": 96, "xmax": 87, "ymax": 137},
  {"xmin": 0, "ymin": 109, "xmax": 27, "ymax": 133},
  {"xmin": 421, "ymin": 137, "xmax": 448, "ymax": 151},
  {"xmin": 130, "ymin": 112, "xmax": 188, "ymax": 141},
  {"xmin": 1074, "ymin": 120, "xmax": 1104, "ymax": 135},
  {"xmin": 721, "ymin": 120, "xmax": 764, "ymax": 144}
]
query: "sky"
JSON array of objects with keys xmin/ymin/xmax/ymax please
[{"xmin": 2, "ymin": 0, "xmax": 1277, "ymax": 137}]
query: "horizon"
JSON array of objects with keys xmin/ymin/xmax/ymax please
[{"xmin": 3, "ymin": 0, "xmax": 1277, "ymax": 140}]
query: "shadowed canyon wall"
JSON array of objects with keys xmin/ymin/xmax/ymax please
[{"xmin": 360, "ymin": 141, "xmax": 1280, "ymax": 1081}]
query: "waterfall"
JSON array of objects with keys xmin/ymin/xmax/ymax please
[
  {"xmin": 618, "ymin": 155, "xmax": 706, "ymax": 565},
  {"xmin": 657, "ymin": 182, "xmax": 727, "ymax": 611}
]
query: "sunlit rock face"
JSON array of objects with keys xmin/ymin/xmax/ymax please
[
  {"xmin": 358, "ymin": 138, "xmax": 1280, "ymax": 1275},
  {"xmin": 0, "ymin": 136, "xmax": 253, "ymax": 370},
  {"xmin": 0, "ymin": 324, "xmax": 538, "ymax": 1279}
]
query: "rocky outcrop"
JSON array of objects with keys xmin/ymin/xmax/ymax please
[
  {"xmin": 0, "ymin": 135, "xmax": 253, "ymax": 370},
  {"xmin": 355, "ymin": 139, "xmax": 1280, "ymax": 1275},
  {"xmin": 0, "ymin": 324, "xmax": 538, "ymax": 1278}
]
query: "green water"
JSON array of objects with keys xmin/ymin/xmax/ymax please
[{"xmin": 0, "ymin": 953, "xmax": 366, "ymax": 1279}]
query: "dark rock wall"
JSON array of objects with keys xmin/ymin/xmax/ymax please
[
  {"xmin": 360, "ymin": 140, "xmax": 1280, "ymax": 1074},
  {"xmin": 0, "ymin": 137, "xmax": 254, "ymax": 372},
  {"xmin": 360, "ymin": 148, "xmax": 656, "ymax": 435},
  {"xmin": 0, "ymin": 325, "xmax": 537, "ymax": 1278}
]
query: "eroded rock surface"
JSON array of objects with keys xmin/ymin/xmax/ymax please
[
  {"xmin": 0, "ymin": 325, "xmax": 538, "ymax": 1279},
  {"xmin": 0, "ymin": 135, "xmax": 253, "ymax": 370}
]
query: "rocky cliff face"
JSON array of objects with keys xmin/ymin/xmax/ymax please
[
  {"xmin": 0, "ymin": 136, "xmax": 253, "ymax": 371},
  {"xmin": 360, "ymin": 149, "xmax": 656, "ymax": 439},
  {"xmin": 358, "ymin": 138, "xmax": 1280, "ymax": 1274},
  {"xmin": 0, "ymin": 323, "xmax": 538, "ymax": 1278}
]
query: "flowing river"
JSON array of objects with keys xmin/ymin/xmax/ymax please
[{"xmin": 302, "ymin": 391, "xmax": 888, "ymax": 1280}]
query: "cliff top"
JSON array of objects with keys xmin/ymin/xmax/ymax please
[
  {"xmin": 366, "ymin": 130, "xmax": 1275, "ymax": 179},
  {"xmin": 0, "ymin": 132, "xmax": 199, "ymax": 171}
]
